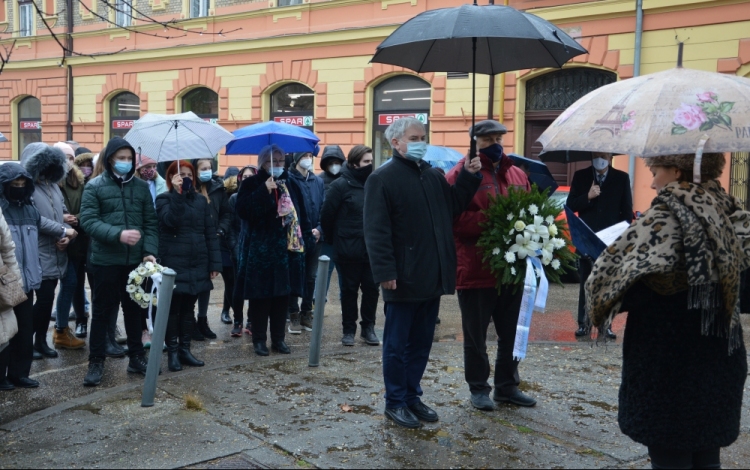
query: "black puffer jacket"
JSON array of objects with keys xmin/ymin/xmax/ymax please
[
  {"xmin": 156, "ymin": 188, "xmax": 222, "ymax": 296},
  {"xmin": 618, "ymin": 281, "xmax": 747, "ymax": 451},
  {"xmin": 318, "ymin": 145, "xmax": 345, "ymax": 190},
  {"xmin": 320, "ymin": 165, "xmax": 369, "ymax": 264},
  {"xmin": 196, "ymin": 175, "xmax": 232, "ymax": 254}
]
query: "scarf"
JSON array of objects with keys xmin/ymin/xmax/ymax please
[
  {"xmin": 585, "ymin": 180, "xmax": 750, "ymax": 352},
  {"xmin": 276, "ymin": 180, "xmax": 304, "ymax": 253}
]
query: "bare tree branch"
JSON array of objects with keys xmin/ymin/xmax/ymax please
[
  {"xmin": 0, "ymin": 39, "xmax": 17, "ymax": 74},
  {"xmin": 78, "ymin": 1, "xmax": 188, "ymax": 39},
  {"xmin": 101, "ymin": 0, "xmax": 242, "ymax": 36}
]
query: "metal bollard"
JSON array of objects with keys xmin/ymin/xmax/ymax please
[
  {"xmin": 141, "ymin": 268, "xmax": 177, "ymax": 407},
  {"xmin": 308, "ymin": 255, "xmax": 331, "ymax": 367}
]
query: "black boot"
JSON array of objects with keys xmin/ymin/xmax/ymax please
[
  {"xmin": 220, "ymin": 310, "xmax": 232, "ymax": 325},
  {"xmin": 34, "ymin": 335, "xmax": 59, "ymax": 358},
  {"xmin": 166, "ymin": 314, "xmax": 182, "ymax": 372},
  {"xmin": 191, "ymin": 317, "xmax": 205, "ymax": 342},
  {"xmin": 197, "ymin": 317, "xmax": 217, "ymax": 339},
  {"xmin": 179, "ymin": 314, "xmax": 205, "ymax": 367},
  {"xmin": 105, "ymin": 332, "xmax": 127, "ymax": 358}
]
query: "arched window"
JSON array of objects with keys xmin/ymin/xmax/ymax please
[
  {"xmin": 110, "ymin": 92, "xmax": 140, "ymax": 139},
  {"xmin": 182, "ymin": 87, "xmax": 219, "ymax": 122},
  {"xmin": 270, "ymin": 83, "xmax": 315, "ymax": 131},
  {"xmin": 372, "ymin": 76, "xmax": 431, "ymax": 166},
  {"xmin": 18, "ymin": 96, "xmax": 41, "ymax": 158}
]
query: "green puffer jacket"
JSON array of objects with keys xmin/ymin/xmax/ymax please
[{"xmin": 80, "ymin": 138, "xmax": 158, "ymax": 267}]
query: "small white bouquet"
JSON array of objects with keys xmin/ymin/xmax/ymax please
[{"xmin": 127, "ymin": 261, "xmax": 165, "ymax": 308}]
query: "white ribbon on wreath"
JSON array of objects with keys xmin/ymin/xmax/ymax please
[{"xmin": 513, "ymin": 252, "xmax": 549, "ymax": 361}]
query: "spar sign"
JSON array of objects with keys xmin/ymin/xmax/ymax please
[
  {"xmin": 19, "ymin": 121, "xmax": 42, "ymax": 130},
  {"xmin": 378, "ymin": 113, "xmax": 428, "ymax": 126},
  {"xmin": 112, "ymin": 119, "xmax": 136, "ymax": 130},
  {"xmin": 274, "ymin": 116, "xmax": 313, "ymax": 127}
]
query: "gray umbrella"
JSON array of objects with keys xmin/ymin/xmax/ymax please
[{"xmin": 371, "ymin": 2, "xmax": 587, "ymax": 155}]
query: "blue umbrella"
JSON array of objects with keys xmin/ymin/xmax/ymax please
[
  {"xmin": 381, "ymin": 145, "xmax": 463, "ymax": 172},
  {"xmin": 225, "ymin": 121, "xmax": 320, "ymax": 155},
  {"xmin": 507, "ymin": 153, "xmax": 558, "ymax": 195}
]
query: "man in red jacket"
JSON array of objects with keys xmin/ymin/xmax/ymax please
[{"xmin": 445, "ymin": 120, "xmax": 535, "ymax": 412}]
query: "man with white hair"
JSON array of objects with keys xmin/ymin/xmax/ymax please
[{"xmin": 364, "ymin": 117, "xmax": 482, "ymax": 428}]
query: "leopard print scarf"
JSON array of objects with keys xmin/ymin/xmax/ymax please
[{"xmin": 586, "ymin": 180, "xmax": 750, "ymax": 352}]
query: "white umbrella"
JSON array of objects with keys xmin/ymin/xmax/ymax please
[
  {"xmin": 124, "ymin": 112, "xmax": 234, "ymax": 163},
  {"xmin": 0, "ymin": 131, "xmax": 7, "ymax": 143}
]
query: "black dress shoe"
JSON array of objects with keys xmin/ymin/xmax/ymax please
[
  {"xmin": 220, "ymin": 310, "xmax": 232, "ymax": 325},
  {"xmin": 105, "ymin": 338, "xmax": 127, "ymax": 358},
  {"xmin": 9, "ymin": 377, "xmax": 39, "ymax": 388},
  {"xmin": 408, "ymin": 401, "xmax": 439, "ymax": 422},
  {"xmin": 32, "ymin": 350, "xmax": 43, "ymax": 360},
  {"xmin": 574, "ymin": 326, "xmax": 590, "ymax": 337},
  {"xmin": 493, "ymin": 390, "xmax": 537, "ymax": 407},
  {"xmin": 254, "ymin": 342, "xmax": 269, "ymax": 356},
  {"xmin": 34, "ymin": 341, "xmax": 59, "ymax": 358},
  {"xmin": 384, "ymin": 407, "xmax": 421, "ymax": 429},
  {"xmin": 75, "ymin": 323, "xmax": 87, "ymax": 338},
  {"xmin": 0, "ymin": 379, "xmax": 15, "ymax": 391},
  {"xmin": 271, "ymin": 341, "xmax": 290, "ymax": 354},
  {"xmin": 606, "ymin": 328, "xmax": 617, "ymax": 340}
]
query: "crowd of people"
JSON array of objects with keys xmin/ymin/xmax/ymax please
[
  {"xmin": 0, "ymin": 115, "xmax": 748, "ymax": 469},
  {"xmin": 0, "ymin": 134, "xmax": 378, "ymax": 387}
]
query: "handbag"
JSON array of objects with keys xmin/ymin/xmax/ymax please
[{"xmin": 0, "ymin": 261, "xmax": 27, "ymax": 310}]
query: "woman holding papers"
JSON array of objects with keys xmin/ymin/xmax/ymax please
[{"xmin": 586, "ymin": 153, "xmax": 749, "ymax": 469}]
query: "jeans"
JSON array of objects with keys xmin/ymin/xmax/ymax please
[
  {"xmin": 55, "ymin": 256, "xmax": 88, "ymax": 329},
  {"xmin": 289, "ymin": 242, "xmax": 322, "ymax": 314},
  {"xmin": 648, "ymin": 447, "xmax": 720, "ymax": 469},
  {"xmin": 457, "ymin": 287, "xmax": 523, "ymax": 396},
  {"xmin": 88, "ymin": 264, "xmax": 145, "ymax": 360},
  {"xmin": 0, "ymin": 294, "xmax": 34, "ymax": 380},
  {"xmin": 577, "ymin": 257, "xmax": 594, "ymax": 327},
  {"xmin": 250, "ymin": 296, "xmax": 288, "ymax": 344},
  {"xmin": 33, "ymin": 279, "xmax": 59, "ymax": 345},
  {"xmin": 382, "ymin": 298, "xmax": 440, "ymax": 409},
  {"xmin": 339, "ymin": 262, "xmax": 379, "ymax": 335}
]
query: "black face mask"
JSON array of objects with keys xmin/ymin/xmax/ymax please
[
  {"xmin": 351, "ymin": 164, "xmax": 373, "ymax": 182},
  {"xmin": 181, "ymin": 177, "xmax": 193, "ymax": 192},
  {"xmin": 7, "ymin": 186, "xmax": 26, "ymax": 202},
  {"xmin": 481, "ymin": 143, "xmax": 504, "ymax": 163}
]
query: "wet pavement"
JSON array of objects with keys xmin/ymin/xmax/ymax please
[{"xmin": 1, "ymin": 275, "xmax": 749, "ymax": 468}]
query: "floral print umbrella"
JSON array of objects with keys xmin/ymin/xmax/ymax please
[{"xmin": 537, "ymin": 67, "xmax": 750, "ymax": 157}]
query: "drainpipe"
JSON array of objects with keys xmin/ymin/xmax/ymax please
[
  {"xmin": 628, "ymin": 0, "xmax": 643, "ymax": 191},
  {"xmin": 66, "ymin": 0, "xmax": 73, "ymax": 141}
]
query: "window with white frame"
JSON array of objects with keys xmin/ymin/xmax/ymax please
[
  {"xmin": 18, "ymin": 0, "xmax": 34, "ymax": 37},
  {"xmin": 190, "ymin": 0, "xmax": 208, "ymax": 18},
  {"xmin": 115, "ymin": 0, "xmax": 132, "ymax": 27},
  {"xmin": 277, "ymin": 0, "xmax": 302, "ymax": 6}
]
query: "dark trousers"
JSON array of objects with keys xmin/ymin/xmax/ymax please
[
  {"xmin": 222, "ymin": 264, "xmax": 236, "ymax": 312},
  {"xmin": 250, "ymin": 296, "xmax": 288, "ymax": 344},
  {"xmin": 167, "ymin": 292, "xmax": 199, "ymax": 349},
  {"xmin": 33, "ymin": 279, "xmax": 58, "ymax": 344},
  {"xmin": 577, "ymin": 257, "xmax": 594, "ymax": 327},
  {"xmin": 196, "ymin": 290, "xmax": 210, "ymax": 319},
  {"xmin": 458, "ymin": 287, "xmax": 523, "ymax": 396},
  {"xmin": 230, "ymin": 257, "xmax": 248, "ymax": 324},
  {"xmin": 648, "ymin": 447, "xmax": 720, "ymax": 469},
  {"xmin": 88, "ymin": 264, "xmax": 144, "ymax": 360},
  {"xmin": 339, "ymin": 261, "xmax": 379, "ymax": 334},
  {"xmin": 382, "ymin": 298, "xmax": 440, "ymax": 409},
  {"xmin": 0, "ymin": 294, "xmax": 34, "ymax": 380},
  {"xmin": 289, "ymin": 242, "xmax": 322, "ymax": 314}
]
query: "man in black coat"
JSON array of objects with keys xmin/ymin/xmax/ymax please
[
  {"xmin": 364, "ymin": 117, "xmax": 482, "ymax": 429},
  {"xmin": 566, "ymin": 152, "xmax": 633, "ymax": 338}
]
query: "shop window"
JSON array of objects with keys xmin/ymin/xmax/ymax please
[
  {"xmin": 190, "ymin": 0, "xmax": 208, "ymax": 18},
  {"xmin": 114, "ymin": 0, "xmax": 132, "ymax": 27},
  {"xmin": 182, "ymin": 87, "xmax": 218, "ymax": 120},
  {"xmin": 277, "ymin": 0, "xmax": 302, "ymax": 6},
  {"xmin": 109, "ymin": 92, "xmax": 140, "ymax": 139},
  {"xmin": 18, "ymin": 96, "xmax": 41, "ymax": 158},
  {"xmin": 270, "ymin": 83, "xmax": 314, "ymax": 132},
  {"xmin": 18, "ymin": 0, "xmax": 34, "ymax": 37},
  {"xmin": 372, "ymin": 75, "xmax": 431, "ymax": 167}
]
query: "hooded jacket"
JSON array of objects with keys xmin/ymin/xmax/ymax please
[
  {"xmin": 445, "ymin": 152, "xmax": 531, "ymax": 290},
  {"xmin": 288, "ymin": 167, "xmax": 325, "ymax": 235},
  {"xmin": 0, "ymin": 206, "xmax": 21, "ymax": 346},
  {"xmin": 193, "ymin": 171, "xmax": 232, "ymax": 260},
  {"xmin": 320, "ymin": 164, "xmax": 370, "ymax": 264},
  {"xmin": 318, "ymin": 145, "xmax": 345, "ymax": 189},
  {"xmin": 21, "ymin": 143, "xmax": 70, "ymax": 280},
  {"xmin": 0, "ymin": 163, "xmax": 55, "ymax": 292},
  {"xmin": 79, "ymin": 137, "xmax": 159, "ymax": 267}
]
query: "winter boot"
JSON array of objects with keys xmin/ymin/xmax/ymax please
[
  {"xmin": 197, "ymin": 316, "xmax": 217, "ymax": 339},
  {"xmin": 166, "ymin": 314, "xmax": 182, "ymax": 372},
  {"xmin": 191, "ymin": 317, "xmax": 205, "ymax": 342},
  {"xmin": 179, "ymin": 314, "xmax": 205, "ymax": 367},
  {"xmin": 300, "ymin": 311, "xmax": 313, "ymax": 331}
]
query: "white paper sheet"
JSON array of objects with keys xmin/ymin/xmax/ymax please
[{"xmin": 595, "ymin": 221, "xmax": 631, "ymax": 247}]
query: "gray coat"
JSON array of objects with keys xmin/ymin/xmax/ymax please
[{"xmin": 21, "ymin": 143, "xmax": 70, "ymax": 281}]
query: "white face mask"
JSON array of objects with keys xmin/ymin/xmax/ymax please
[
  {"xmin": 329, "ymin": 164, "xmax": 342, "ymax": 175},
  {"xmin": 298, "ymin": 158, "xmax": 313, "ymax": 171},
  {"xmin": 592, "ymin": 157, "xmax": 609, "ymax": 171}
]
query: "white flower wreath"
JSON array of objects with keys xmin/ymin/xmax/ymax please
[{"xmin": 127, "ymin": 261, "xmax": 167, "ymax": 333}]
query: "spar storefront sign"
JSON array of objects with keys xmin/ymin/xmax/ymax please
[
  {"xmin": 274, "ymin": 116, "xmax": 313, "ymax": 127},
  {"xmin": 20, "ymin": 121, "xmax": 42, "ymax": 130},
  {"xmin": 377, "ymin": 113, "xmax": 428, "ymax": 126},
  {"xmin": 112, "ymin": 119, "xmax": 136, "ymax": 130}
]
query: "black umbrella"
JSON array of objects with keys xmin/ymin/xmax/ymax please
[
  {"xmin": 371, "ymin": 2, "xmax": 587, "ymax": 156},
  {"xmin": 537, "ymin": 149, "xmax": 594, "ymax": 164}
]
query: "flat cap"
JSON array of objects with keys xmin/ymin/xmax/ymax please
[{"xmin": 470, "ymin": 120, "xmax": 507, "ymax": 137}]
